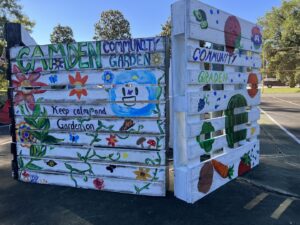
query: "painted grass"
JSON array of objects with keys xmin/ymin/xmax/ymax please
[{"xmin": 262, "ymin": 87, "xmax": 300, "ymax": 94}]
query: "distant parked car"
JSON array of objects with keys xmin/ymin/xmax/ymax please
[{"xmin": 263, "ymin": 78, "xmax": 286, "ymax": 88}]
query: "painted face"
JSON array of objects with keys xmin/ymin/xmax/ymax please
[
  {"xmin": 114, "ymin": 83, "xmax": 148, "ymax": 108},
  {"xmin": 109, "ymin": 70, "xmax": 157, "ymax": 116}
]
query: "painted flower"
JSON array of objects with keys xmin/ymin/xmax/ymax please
[
  {"xmin": 151, "ymin": 53, "xmax": 162, "ymax": 66},
  {"xmin": 134, "ymin": 168, "xmax": 152, "ymax": 181},
  {"xmin": 12, "ymin": 65, "xmax": 47, "ymax": 110},
  {"xmin": 30, "ymin": 174, "xmax": 39, "ymax": 183},
  {"xmin": 122, "ymin": 152, "xmax": 129, "ymax": 159},
  {"xmin": 52, "ymin": 58, "xmax": 64, "ymax": 70},
  {"xmin": 106, "ymin": 135, "xmax": 118, "ymax": 147},
  {"xmin": 68, "ymin": 72, "xmax": 88, "ymax": 100},
  {"xmin": 119, "ymin": 119, "xmax": 135, "ymax": 131},
  {"xmin": 93, "ymin": 178, "xmax": 105, "ymax": 190},
  {"xmin": 22, "ymin": 171, "xmax": 30, "ymax": 182},
  {"xmin": 16, "ymin": 122, "xmax": 36, "ymax": 147},
  {"xmin": 147, "ymin": 139, "xmax": 156, "ymax": 148},
  {"xmin": 102, "ymin": 71, "xmax": 114, "ymax": 84}
]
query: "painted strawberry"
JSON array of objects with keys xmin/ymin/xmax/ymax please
[
  {"xmin": 238, "ymin": 153, "xmax": 251, "ymax": 176},
  {"xmin": 224, "ymin": 16, "xmax": 241, "ymax": 54}
]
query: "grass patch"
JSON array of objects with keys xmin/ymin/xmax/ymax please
[{"xmin": 262, "ymin": 87, "xmax": 300, "ymax": 94}]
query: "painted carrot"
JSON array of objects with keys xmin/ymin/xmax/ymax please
[{"xmin": 211, "ymin": 159, "xmax": 234, "ymax": 179}]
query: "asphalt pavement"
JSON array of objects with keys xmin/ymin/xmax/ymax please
[{"xmin": 0, "ymin": 93, "xmax": 299, "ymax": 225}]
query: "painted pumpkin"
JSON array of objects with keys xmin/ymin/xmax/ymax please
[
  {"xmin": 224, "ymin": 16, "xmax": 241, "ymax": 54},
  {"xmin": 247, "ymin": 73, "xmax": 258, "ymax": 98},
  {"xmin": 225, "ymin": 94, "xmax": 248, "ymax": 148},
  {"xmin": 198, "ymin": 161, "xmax": 214, "ymax": 193}
]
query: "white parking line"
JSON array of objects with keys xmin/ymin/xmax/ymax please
[
  {"xmin": 244, "ymin": 192, "xmax": 269, "ymax": 210},
  {"xmin": 271, "ymin": 198, "xmax": 294, "ymax": 219},
  {"xmin": 260, "ymin": 107, "xmax": 300, "ymax": 145},
  {"xmin": 272, "ymin": 97, "xmax": 300, "ymax": 107},
  {"xmin": 0, "ymin": 140, "xmax": 11, "ymax": 145}
]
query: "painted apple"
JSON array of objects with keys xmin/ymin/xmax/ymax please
[{"xmin": 224, "ymin": 16, "xmax": 241, "ymax": 54}]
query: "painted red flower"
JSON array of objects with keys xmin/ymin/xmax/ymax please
[
  {"xmin": 12, "ymin": 65, "xmax": 47, "ymax": 110},
  {"xmin": 93, "ymin": 178, "xmax": 105, "ymax": 190},
  {"xmin": 69, "ymin": 72, "xmax": 88, "ymax": 100},
  {"xmin": 147, "ymin": 139, "xmax": 156, "ymax": 148},
  {"xmin": 22, "ymin": 171, "xmax": 30, "ymax": 178},
  {"xmin": 106, "ymin": 135, "xmax": 118, "ymax": 147}
]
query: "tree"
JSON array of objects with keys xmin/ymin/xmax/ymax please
[
  {"xmin": 0, "ymin": 0, "xmax": 35, "ymax": 92},
  {"xmin": 259, "ymin": 0, "xmax": 300, "ymax": 87},
  {"xmin": 94, "ymin": 10, "xmax": 131, "ymax": 40},
  {"xmin": 160, "ymin": 18, "xmax": 171, "ymax": 38},
  {"xmin": 160, "ymin": 18, "xmax": 171, "ymax": 57},
  {"xmin": 50, "ymin": 24, "xmax": 75, "ymax": 44}
]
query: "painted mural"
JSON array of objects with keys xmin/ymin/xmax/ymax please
[
  {"xmin": 172, "ymin": 0, "xmax": 261, "ymax": 203},
  {"xmin": 10, "ymin": 36, "xmax": 168, "ymax": 196}
]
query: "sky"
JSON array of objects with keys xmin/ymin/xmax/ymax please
[{"xmin": 20, "ymin": 0, "xmax": 282, "ymax": 45}]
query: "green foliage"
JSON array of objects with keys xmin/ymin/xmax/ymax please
[
  {"xmin": 259, "ymin": 0, "xmax": 300, "ymax": 87},
  {"xmin": 50, "ymin": 24, "xmax": 75, "ymax": 44},
  {"xmin": 160, "ymin": 18, "xmax": 171, "ymax": 37},
  {"xmin": 93, "ymin": 10, "xmax": 131, "ymax": 40},
  {"xmin": 0, "ymin": 0, "xmax": 35, "ymax": 90}
]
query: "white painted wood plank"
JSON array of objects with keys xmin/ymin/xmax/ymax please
[
  {"xmin": 18, "ymin": 156, "xmax": 166, "ymax": 181},
  {"xmin": 10, "ymin": 37, "xmax": 165, "ymax": 59},
  {"xmin": 174, "ymin": 140, "xmax": 259, "ymax": 203},
  {"xmin": 15, "ymin": 130, "xmax": 166, "ymax": 150},
  {"xmin": 11, "ymin": 68, "xmax": 165, "ymax": 86},
  {"xmin": 18, "ymin": 170, "xmax": 166, "ymax": 196},
  {"xmin": 12, "ymin": 86, "xmax": 165, "ymax": 103},
  {"xmin": 15, "ymin": 116, "xmax": 166, "ymax": 134},
  {"xmin": 188, "ymin": 107, "xmax": 260, "ymax": 137},
  {"xmin": 187, "ymin": 124, "xmax": 260, "ymax": 160},
  {"xmin": 17, "ymin": 144, "xmax": 166, "ymax": 165},
  {"xmin": 187, "ymin": 89, "xmax": 261, "ymax": 114},
  {"xmin": 188, "ymin": 0, "xmax": 263, "ymax": 42},
  {"xmin": 188, "ymin": 70, "xmax": 262, "ymax": 85},
  {"xmin": 188, "ymin": 46, "xmax": 261, "ymax": 68},
  {"xmin": 14, "ymin": 103, "xmax": 166, "ymax": 118}
]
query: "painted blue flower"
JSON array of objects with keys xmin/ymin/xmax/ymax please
[
  {"xmin": 213, "ymin": 91, "xmax": 217, "ymax": 96},
  {"xmin": 30, "ymin": 175, "xmax": 39, "ymax": 183},
  {"xmin": 52, "ymin": 58, "xmax": 64, "ymax": 70},
  {"xmin": 69, "ymin": 133, "xmax": 79, "ymax": 143},
  {"xmin": 198, "ymin": 98, "xmax": 205, "ymax": 112},
  {"xmin": 210, "ymin": 9, "xmax": 213, "ymax": 14},
  {"xmin": 217, "ymin": 9, "xmax": 220, "ymax": 14},
  {"xmin": 102, "ymin": 71, "xmax": 114, "ymax": 84},
  {"xmin": 49, "ymin": 74, "xmax": 58, "ymax": 84}
]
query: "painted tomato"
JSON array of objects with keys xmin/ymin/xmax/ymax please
[
  {"xmin": 247, "ymin": 73, "xmax": 258, "ymax": 98},
  {"xmin": 224, "ymin": 16, "xmax": 241, "ymax": 54}
]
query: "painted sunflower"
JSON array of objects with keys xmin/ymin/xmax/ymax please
[{"xmin": 134, "ymin": 168, "xmax": 152, "ymax": 181}]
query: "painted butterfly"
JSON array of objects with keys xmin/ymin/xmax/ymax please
[
  {"xmin": 106, "ymin": 165, "xmax": 117, "ymax": 173},
  {"xmin": 69, "ymin": 134, "xmax": 79, "ymax": 143}
]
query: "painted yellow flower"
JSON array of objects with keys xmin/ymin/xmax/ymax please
[
  {"xmin": 134, "ymin": 168, "xmax": 152, "ymax": 181},
  {"xmin": 151, "ymin": 53, "xmax": 162, "ymax": 66},
  {"xmin": 122, "ymin": 153, "xmax": 129, "ymax": 159}
]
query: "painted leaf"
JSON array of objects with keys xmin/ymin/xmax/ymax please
[
  {"xmin": 26, "ymin": 162, "xmax": 42, "ymax": 170},
  {"xmin": 198, "ymin": 161, "xmax": 214, "ymax": 193},
  {"xmin": 43, "ymin": 135, "xmax": 64, "ymax": 144}
]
